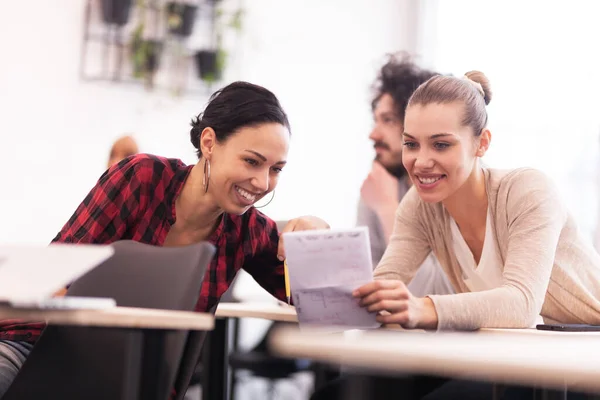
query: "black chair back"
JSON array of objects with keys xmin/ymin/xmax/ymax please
[{"xmin": 5, "ymin": 240, "xmax": 214, "ymax": 400}]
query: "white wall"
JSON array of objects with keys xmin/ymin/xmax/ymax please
[
  {"xmin": 0, "ymin": 0, "xmax": 202, "ymax": 244},
  {"xmin": 0, "ymin": 0, "xmax": 415, "ymax": 244}
]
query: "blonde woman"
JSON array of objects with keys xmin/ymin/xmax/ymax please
[{"xmin": 314, "ymin": 72, "xmax": 600, "ymax": 399}]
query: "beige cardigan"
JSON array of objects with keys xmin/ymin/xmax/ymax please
[{"xmin": 374, "ymin": 168, "xmax": 600, "ymax": 330}]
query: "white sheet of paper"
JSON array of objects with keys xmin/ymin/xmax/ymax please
[
  {"xmin": 293, "ymin": 284, "xmax": 379, "ymax": 331},
  {"xmin": 283, "ymin": 227, "xmax": 379, "ymax": 330},
  {"xmin": 0, "ymin": 244, "xmax": 114, "ymax": 303}
]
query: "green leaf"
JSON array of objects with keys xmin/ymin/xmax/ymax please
[{"xmin": 228, "ymin": 9, "xmax": 244, "ymax": 31}]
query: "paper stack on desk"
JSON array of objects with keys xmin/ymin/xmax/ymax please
[{"xmin": 282, "ymin": 227, "xmax": 379, "ymax": 331}]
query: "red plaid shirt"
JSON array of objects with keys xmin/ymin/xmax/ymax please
[{"xmin": 0, "ymin": 154, "xmax": 286, "ymax": 343}]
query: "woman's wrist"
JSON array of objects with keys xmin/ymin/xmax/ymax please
[{"xmin": 418, "ymin": 297, "xmax": 439, "ymax": 330}]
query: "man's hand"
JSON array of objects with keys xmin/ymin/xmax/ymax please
[
  {"xmin": 353, "ymin": 279, "xmax": 439, "ymax": 329},
  {"xmin": 277, "ymin": 216, "xmax": 330, "ymax": 261},
  {"xmin": 360, "ymin": 161, "xmax": 399, "ymax": 213}
]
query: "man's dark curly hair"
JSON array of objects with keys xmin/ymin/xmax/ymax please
[{"xmin": 371, "ymin": 53, "xmax": 438, "ymax": 120}]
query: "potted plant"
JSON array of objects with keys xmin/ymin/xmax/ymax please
[
  {"xmin": 193, "ymin": 7, "xmax": 243, "ymax": 83},
  {"xmin": 193, "ymin": 49, "xmax": 225, "ymax": 82},
  {"xmin": 100, "ymin": 0, "xmax": 133, "ymax": 26},
  {"xmin": 130, "ymin": 24, "xmax": 163, "ymax": 86},
  {"xmin": 166, "ymin": 2, "xmax": 198, "ymax": 37}
]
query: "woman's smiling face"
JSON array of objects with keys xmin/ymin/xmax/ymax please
[{"xmin": 402, "ymin": 101, "xmax": 484, "ymax": 203}]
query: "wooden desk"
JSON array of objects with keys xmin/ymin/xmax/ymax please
[
  {"xmin": 215, "ymin": 302, "xmax": 297, "ymax": 322},
  {"xmin": 0, "ymin": 305, "xmax": 214, "ymax": 400},
  {"xmin": 479, "ymin": 327, "xmax": 600, "ymax": 336},
  {"xmin": 0, "ymin": 305, "xmax": 214, "ymax": 330},
  {"xmin": 270, "ymin": 326, "xmax": 600, "ymax": 394},
  {"xmin": 204, "ymin": 302, "xmax": 298, "ymax": 400}
]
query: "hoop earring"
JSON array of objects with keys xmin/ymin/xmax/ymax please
[
  {"xmin": 255, "ymin": 191, "xmax": 275, "ymax": 208},
  {"xmin": 203, "ymin": 159, "xmax": 211, "ymax": 193}
]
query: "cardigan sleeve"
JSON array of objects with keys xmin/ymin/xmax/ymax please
[
  {"xmin": 429, "ymin": 169, "xmax": 566, "ymax": 330},
  {"xmin": 374, "ymin": 187, "xmax": 432, "ymax": 284}
]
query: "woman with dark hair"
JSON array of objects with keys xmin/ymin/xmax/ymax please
[{"xmin": 0, "ymin": 81, "xmax": 329, "ymax": 396}]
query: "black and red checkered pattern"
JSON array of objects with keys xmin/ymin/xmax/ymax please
[{"xmin": 0, "ymin": 154, "xmax": 285, "ymax": 343}]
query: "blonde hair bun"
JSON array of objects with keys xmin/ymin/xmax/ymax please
[{"xmin": 464, "ymin": 70, "xmax": 492, "ymax": 105}]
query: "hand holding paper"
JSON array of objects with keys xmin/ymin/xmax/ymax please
[
  {"xmin": 277, "ymin": 215, "xmax": 330, "ymax": 261},
  {"xmin": 282, "ymin": 227, "xmax": 379, "ymax": 331},
  {"xmin": 353, "ymin": 280, "xmax": 439, "ymax": 329}
]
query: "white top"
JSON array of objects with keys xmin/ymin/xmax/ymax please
[
  {"xmin": 407, "ymin": 253, "xmax": 455, "ymax": 297},
  {"xmin": 449, "ymin": 208, "xmax": 504, "ymax": 292},
  {"xmin": 449, "ymin": 208, "xmax": 543, "ymax": 326}
]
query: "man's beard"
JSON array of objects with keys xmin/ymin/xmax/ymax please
[
  {"xmin": 376, "ymin": 157, "xmax": 407, "ymax": 180},
  {"xmin": 383, "ymin": 162, "xmax": 408, "ymax": 180},
  {"xmin": 373, "ymin": 141, "xmax": 407, "ymax": 180}
]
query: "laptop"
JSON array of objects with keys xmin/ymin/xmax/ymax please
[{"xmin": 0, "ymin": 243, "xmax": 116, "ymax": 309}]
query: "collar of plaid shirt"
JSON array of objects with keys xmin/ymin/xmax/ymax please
[{"xmin": 0, "ymin": 153, "xmax": 286, "ymax": 343}]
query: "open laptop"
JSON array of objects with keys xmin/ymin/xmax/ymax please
[{"xmin": 0, "ymin": 243, "xmax": 116, "ymax": 309}]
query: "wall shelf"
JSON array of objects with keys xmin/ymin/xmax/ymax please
[{"xmin": 79, "ymin": 0, "xmax": 226, "ymax": 97}]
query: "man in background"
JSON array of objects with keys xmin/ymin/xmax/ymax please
[
  {"xmin": 107, "ymin": 135, "xmax": 139, "ymax": 168},
  {"xmin": 357, "ymin": 53, "xmax": 454, "ymax": 297}
]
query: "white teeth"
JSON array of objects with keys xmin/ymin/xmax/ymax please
[
  {"xmin": 236, "ymin": 186, "xmax": 257, "ymax": 202},
  {"xmin": 418, "ymin": 176, "xmax": 442, "ymax": 184}
]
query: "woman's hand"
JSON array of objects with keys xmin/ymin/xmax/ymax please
[
  {"xmin": 277, "ymin": 216, "xmax": 330, "ymax": 261},
  {"xmin": 353, "ymin": 280, "xmax": 439, "ymax": 329}
]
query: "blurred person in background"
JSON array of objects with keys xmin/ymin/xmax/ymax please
[
  {"xmin": 107, "ymin": 134, "xmax": 139, "ymax": 168},
  {"xmin": 358, "ymin": 53, "xmax": 454, "ymax": 297}
]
